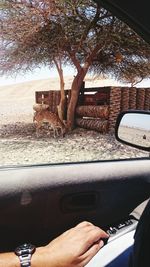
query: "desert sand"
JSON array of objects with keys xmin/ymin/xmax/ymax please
[
  {"xmin": 0, "ymin": 76, "xmax": 148, "ymax": 166},
  {"xmin": 118, "ymin": 126, "xmax": 150, "ymax": 148}
]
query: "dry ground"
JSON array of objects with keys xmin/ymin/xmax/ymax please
[
  {"xmin": 119, "ymin": 126, "xmax": 150, "ymax": 147},
  {"xmin": 0, "ymin": 76, "xmax": 148, "ymax": 166}
]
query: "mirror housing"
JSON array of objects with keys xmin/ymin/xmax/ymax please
[{"xmin": 115, "ymin": 110, "xmax": 150, "ymax": 152}]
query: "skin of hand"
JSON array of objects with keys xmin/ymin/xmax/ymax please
[
  {"xmin": 0, "ymin": 221, "xmax": 108, "ymax": 267},
  {"xmin": 33, "ymin": 221, "xmax": 109, "ymax": 267}
]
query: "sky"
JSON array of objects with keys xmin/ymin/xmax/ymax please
[
  {"xmin": 0, "ymin": 65, "xmax": 150, "ymax": 87},
  {"xmin": 121, "ymin": 113, "xmax": 150, "ymax": 130},
  {"xmin": 0, "ymin": 66, "xmax": 75, "ymax": 86}
]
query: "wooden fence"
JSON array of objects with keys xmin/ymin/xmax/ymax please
[{"xmin": 35, "ymin": 84, "xmax": 150, "ymax": 133}]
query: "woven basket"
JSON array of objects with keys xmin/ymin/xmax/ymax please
[
  {"xmin": 129, "ymin": 87, "xmax": 137, "ymax": 109},
  {"xmin": 136, "ymin": 88, "xmax": 145, "ymax": 110},
  {"xmin": 109, "ymin": 87, "xmax": 121, "ymax": 133},
  {"xmin": 144, "ymin": 88, "xmax": 150, "ymax": 110},
  {"xmin": 121, "ymin": 88, "xmax": 129, "ymax": 111},
  {"xmin": 76, "ymin": 105, "xmax": 109, "ymax": 119},
  {"xmin": 76, "ymin": 118, "xmax": 109, "ymax": 133}
]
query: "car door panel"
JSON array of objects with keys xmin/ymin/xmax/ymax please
[{"xmin": 0, "ymin": 159, "xmax": 150, "ymax": 252}]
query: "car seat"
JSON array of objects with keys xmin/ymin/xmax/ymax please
[{"xmin": 129, "ymin": 199, "xmax": 150, "ymax": 267}]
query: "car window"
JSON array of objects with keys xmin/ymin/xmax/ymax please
[
  {"xmin": 0, "ymin": 76, "xmax": 149, "ymax": 167},
  {"xmin": 0, "ymin": 1, "xmax": 149, "ymax": 167}
]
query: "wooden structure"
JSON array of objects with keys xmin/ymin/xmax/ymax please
[
  {"xmin": 35, "ymin": 84, "xmax": 150, "ymax": 133},
  {"xmin": 35, "ymin": 90, "xmax": 71, "ymax": 114}
]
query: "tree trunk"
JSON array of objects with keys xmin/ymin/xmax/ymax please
[
  {"xmin": 66, "ymin": 41, "xmax": 102, "ymax": 130},
  {"xmin": 57, "ymin": 71, "xmax": 67, "ymax": 122},
  {"xmin": 53, "ymin": 57, "xmax": 67, "ymax": 122},
  {"xmin": 67, "ymin": 69, "xmax": 87, "ymax": 130}
]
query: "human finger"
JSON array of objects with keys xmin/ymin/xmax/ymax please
[
  {"xmin": 80, "ymin": 240, "xmax": 104, "ymax": 266},
  {"xmin": 71, "ymin": 225, "xmax": 108, "ymax": 257},
  {"xmin": 85, "ymin": 226, "xmax": 109, "ymax": 246},
  {"xmin": 75, "ymin": 221, "xmax": 93, "ymax": 229}
]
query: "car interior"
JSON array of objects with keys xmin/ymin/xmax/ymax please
[
  {"xmin": 0, "ymin": 1, "xmax": 150, "ymax": 267},
  {"xmin": 0, "ymin": 110, "xmax": 150, "ymax": 267}
]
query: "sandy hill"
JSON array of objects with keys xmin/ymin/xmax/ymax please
[
  {"xmin": 0, "ymin": 75, "xmax": 123, "ymax": 124},
  {"xmin": 0, "ymin": 75, "xmax": 121, "ymax": 102},
  {"xmin": 0, "ymin": 77, "xmax": 70, "ymax": 101}
]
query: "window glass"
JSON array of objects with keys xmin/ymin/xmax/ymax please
[
  {"xmin": 0, "ymin": 74, "xmax": 149, "ymax": 167},
  {"xmin": 0, "ymin": 2, "xmax": 149, "ymax": 167}
]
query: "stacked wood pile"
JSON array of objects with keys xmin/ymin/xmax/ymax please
[
  {"xmin": 76, "ymin": 86, "xmax": 150, "ymax": 133},
  {"xmin": 120, "ymin": 87, "xmax": 150, "ymax": 111},
  {"xmin": 35, "ymin": 90, "xmax": 71, "ymax": 114},
  {"xmin": 144, "ymin": 88, "xmax": 150, "ymax": 110},
  {"xmin": 129, "ymin": 88, "xmax": 137, "ymax": 109},
  {"xmin": 76, "ymin": 105, "xmax": 109, "ymax": 118},
  {"xmin": 78, "ymin": 87, "xmax": 110, "ymax": 106},
  {"xmin": 121, "ymin": 87, "xmax": 130, "ymax": 111},
  {"xmin": 76, "ymin": 118, "xmax": 108, "ymax": 133},
  {"xmin": 136, "ymin": 88, "xmax": 145, "ymax": 110},
  {"xmin": 75, "ymin": 87, "xmax": 110, "ymax": 132},
  {"xmin": 109, "ymin": 87, "xmax": 150, "ymax": 133},
  {"xmin": 76, "ymin": 106, "xmax": 109, "ymax": 133},
  {"xmin": 109, "ymin": 87, "xmax": 121, "ymax": 133},
  {"xmin": 35, "ymin": 86, "xmax": 150, "ymax": 134}
]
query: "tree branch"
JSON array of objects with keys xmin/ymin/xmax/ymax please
[
  {"xmin": 77, "ymin": 3, "xmax": 101, "ymax": 50},
  {"xmin": 68, "ymin": 51, "xmax": 82, "ymax": 72},
  {"xmin": 85, "ymin": 42, "xmax": 106, "ymax": 66}
]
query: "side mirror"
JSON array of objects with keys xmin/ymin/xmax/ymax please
[{"xmin": 115, "ymin": 110, "xmax": 150, "ymax": 152}]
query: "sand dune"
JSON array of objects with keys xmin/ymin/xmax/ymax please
[
  {"xmin": 0, "ymin": 75, "xmax": 122, "ymax": 101},
  {"xmin": 0, "ymin": 75, "xmax": 122, "ymax": 124},
  {"xmin": 0, "ymin": 76, "xmax": 148, "ymax": 166}
]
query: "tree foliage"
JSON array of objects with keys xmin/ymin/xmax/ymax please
[
  {"xmin": 1, "ymin": 0, "xmax": 150, "ymax": 80},
  {"xmin": 1, "ymin": 0, "xmax": 150, "ymax": 128}
]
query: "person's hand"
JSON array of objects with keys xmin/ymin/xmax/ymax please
[{"xmin": 34, "ymin": 221, "xmax": 109, "ymax": 267}]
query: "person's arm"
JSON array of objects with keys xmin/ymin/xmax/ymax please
[
  {"xmin": 0, "ymin": 251, "xmax": 19, "ymax": 267},
  {"xmin": 0, "ymin": 221, "xmax": 109, "ymax": 267}
]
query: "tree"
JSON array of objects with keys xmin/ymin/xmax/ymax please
[
  {"xmin": 1, "ymin": 0, "xmax": 150, "ymax": 130},
  {"xmin": 0, "ymin": 0, "xmax": 68, "ymax": 121}
]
